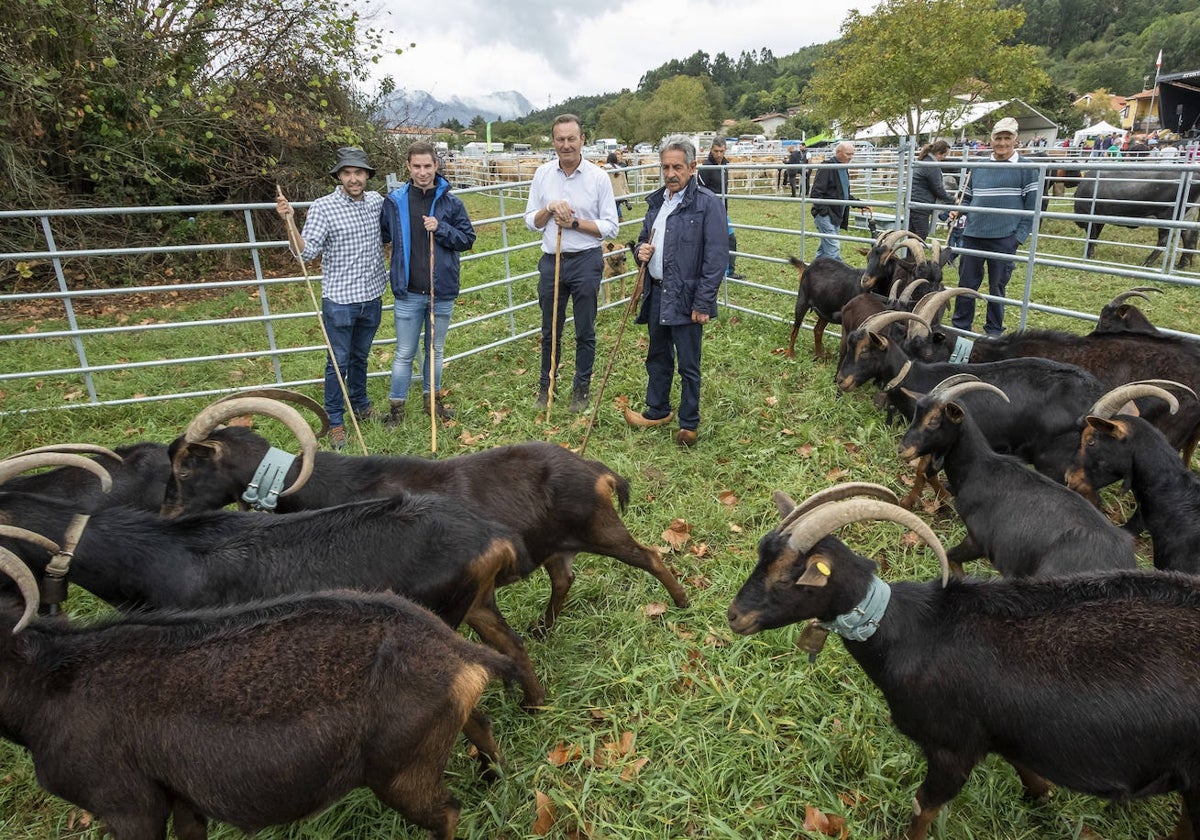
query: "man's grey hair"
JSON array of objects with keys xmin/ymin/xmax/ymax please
[
  {"xmin": 836, "ymin": 140, "xmax": 855, "ymax": 155},
  {"xmin": 660, "ymin": 134, "xmax": 697, "ymax": 166}
]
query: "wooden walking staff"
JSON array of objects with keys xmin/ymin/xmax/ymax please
[
  {"xmin": 428, "ymin": 231, "xmax": 438, "ymax": 454},
  {"xmin": 545, "ymin": 226, "xmax": 563, "ymax": 419},
  {"xmin": 276, "ymin": 184, "xmax": 367, "ymax": 454},
  {"xmin": 579, "ymin": 259, "xmax": 646, "ymax": 456},
  {"xmin": 945, "ymin": 170, "xmax": 972, "ymax": 248}
]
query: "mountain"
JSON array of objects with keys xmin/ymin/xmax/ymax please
[{"xmin": 381, "ymin": 89, "xmax": 534, "ymax": 128}]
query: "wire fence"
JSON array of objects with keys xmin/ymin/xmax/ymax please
[{"xmin": 3, "ymin": 150, "xmax": 1198, "ymax": 415}]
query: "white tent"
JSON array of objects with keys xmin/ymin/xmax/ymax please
[{"xmin": 1072, "ymin": 120, "xmax": 1124, "ymax": 144}]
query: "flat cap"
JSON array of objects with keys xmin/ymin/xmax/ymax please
[{"xmin": 991, "ymin": 117, "xmax": 1020, "ymax": 138}]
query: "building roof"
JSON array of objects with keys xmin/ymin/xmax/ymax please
[{"xmin": 853, "ymin": 99, "xmax": 1058, "ymax": 141}]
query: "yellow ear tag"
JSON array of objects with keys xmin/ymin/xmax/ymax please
[{"xmin": 816, "ymin": 561, "xmax": 831, "ymax": 576}]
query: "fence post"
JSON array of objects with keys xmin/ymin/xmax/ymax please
[
  {"xmin": 243, "ymin": 208, "xmax": 284, "ymax": 383},
  {"xmin": 40, "ymin": 215, "xmax": 98, "ymax": 404}
]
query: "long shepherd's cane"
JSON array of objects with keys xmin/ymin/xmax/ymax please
[
  {"xmin": 277, "ymin": 184, "xmax": 366, "ymax": 454},
  {"xmin": 580, "ymin": 254, "xmax": 645, "ymax": 456},
  {"xmin": 546, "ymin": 226, "xmax": 563, "ymax": 419},
  {"xmin": 428, "ymin": 230, "xmax": 437, "ymax": 455},
  {"xmin": 946, "ymin": 170, "xmax": 972, "ymax": 248}
]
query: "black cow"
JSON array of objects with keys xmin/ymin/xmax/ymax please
[{"xmin": 1073, "ymin": 167, "xmax": 1200, "ymax": 267}]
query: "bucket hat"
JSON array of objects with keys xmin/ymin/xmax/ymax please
[{"xmin": 329, "ymin": 147, "xmax": 376, "ymax": 178}]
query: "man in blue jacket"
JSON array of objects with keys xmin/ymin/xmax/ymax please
[
  {"xmin": 381, "ymin": 141, "xmax": 476, "ymax": 424},
  {"xmin": 626, "ymin": 135, "xmax": 728, "ymax": 448}
]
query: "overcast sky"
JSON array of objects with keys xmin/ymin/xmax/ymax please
[{"xmin": 371, "ymin": 0, "xmax": 882, "ymax": 108}]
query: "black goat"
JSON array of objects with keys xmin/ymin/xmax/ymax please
[
  {"xmin": 727, "ymin": 484, "xmax": 1200, "ymax": 840},
  {"xmin": 0, "ymin": 548, "xmax": 516, "ymax": 840},
  {"xmin": 1, "ymin": 442, "xmax": 171, "ymax": 513},
  {"xmin": 160, "ymin": 397, "xmax": 687, "ymax": 634},
  {"xmin": 1091, "ymin": 287, "xmax": 1163, "ymax": 336},
  {"xmin": 967, "ymin": 328, "xmax": 1200, "ymax": 464},
  {"xmin": 0, "ymin": 468, "xmax": 546, "ymax": 707},
  {"xmin": 1067, "ymin": 413, "xmax": 1200, "ymax": 573},
  {"xmin": 897, "ymin": 379, "xmax": 1136, "ymax": 577}
]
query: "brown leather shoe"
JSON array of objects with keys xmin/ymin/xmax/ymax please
[
  {"xmin": 675, "ymin": 428, "xmax": 698, "ymax": 448},
  {"xmin": 624, "ymin": 407, "xmax": 675, "ymax": 428}
]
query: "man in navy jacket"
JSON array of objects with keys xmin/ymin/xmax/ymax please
[
  {"xmin": 380, "ymin": 141, "xmax": 476, "ymax": 424},
  {"xmin": 627, "ymin": 135, "xmax": 727, "ymax": 447}
]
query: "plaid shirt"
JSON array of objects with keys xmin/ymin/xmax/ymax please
[{"xmin": 299, "ymin": 187, "xmax": 387, "ymax": 304}]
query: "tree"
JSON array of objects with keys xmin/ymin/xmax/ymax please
[
  {"xmin": 637, "ymin": 76, "xmax": 714, "ymax": 142},
  {"xmin": 596, "ymin": 93, "xmax": 645, "ymax": 144},
  {"xmin": 808, "ymin": 0, "xmax": 1048, "ymax": 139}
]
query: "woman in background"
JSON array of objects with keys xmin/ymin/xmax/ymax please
[{"xmin": 908, "ymin": 139, "xmax": 953, "ymax": 242}]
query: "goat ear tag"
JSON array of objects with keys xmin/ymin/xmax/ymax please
[
  {"xmin": 796, "ymin": 619, "xmax": 830, "ymax": 662},
  {"xmin": 796, "ymin": 559, "xmax": 831, "ymax": 588}
]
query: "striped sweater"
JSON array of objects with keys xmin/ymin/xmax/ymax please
[{"xmin": 961, "ymin": 156, "xmax": 1040, "ymax": 244}]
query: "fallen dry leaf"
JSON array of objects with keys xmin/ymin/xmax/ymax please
[
  {"xmin": 825, "ymin": 467, "xmax": 850, "ymax": 482},
  {"xmin": 690, "ymin": 542, "xmax": 709, "ymax": 558},
  {"xmin": 489, "ymin": 409, "xmax": 508, "ymax": 425},
  {"xmin": 718, "ymin": 489, "xmax": 739, "ymax": 507},
  {"xmin": 620, "ymin": 756, "xmax": 650, "ymax": 782},
  {"xmin": 728, "ymin": 522, "xmax": 743, "ymax": 533},
  {"xmin": 643, "ymin": 602, "xmax": 668, "ymax": 618},
  {"xmin": 765, "ymin": 395, "xmax": 778, "ymax": 407},
  {"xmin": 546, "ymin": 742, "xmax": 583, "ymax": 766},
  {"xmin": 704, "ymin": 633, "xmax": 727, "ymax": 648},
  {"xmin": 532, "ymin": 790, "xmax": 556, "ymax": 834},
  {"xmin": 900, "ymin": 531, "xmax": 921, "ymax": 548},
  {"xmin": 781, "ymin": 427, "xmax": 795, "ymax": 436},
  {"xmin": 458, "ymin": 430, "xmax": 487, "ymax": 445},
  {"xmin": 797, "ymin": 443, "xmax": 815, "ymax": 458},
  {"xmin": 803, "ymin": 804, "xmax": 848, "ymax": 838},
  {"xmin": 661, "ymin": 518, "xmax": 691, "ymax": 550},
  {"xmin": 686, "ymin": 573, "xmax": 712, "ymax": 589}
]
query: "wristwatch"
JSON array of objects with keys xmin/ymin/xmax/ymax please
[{"xmin": 570, "ymin": 219, "xmax": 579, "ymax": 230}]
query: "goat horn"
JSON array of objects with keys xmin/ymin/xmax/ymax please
[
  {"xmin": 1089, "ymin": 380, "xmax": 1189, "ymax": 418},
  {"xmin": 934, "ymin": 380, "xmax": 1010, "ymax": 405},
  {"xmin": 213, "ymin": 388, "xmax": 330, "ymax": 437},
  {"xmin": 183, "ymin": 397, "xmax": 317, "ymax": 497},
  {"xmin": 0, "ymin": 452, "xmax": 113, "ymax": 492},
  {"xmin": 0, "ymin": 547, "xmax": 40, "ymax": 634},
  {"xmin": 776, "ymin": 482, "xmax": 899, "ymax": 534},
  {"xmin": 860, "ymin": 310, "xmax": 930, "ymax": 338},
  {"xmin": 912, "ymin": 287, "xmax": 979, "ymax": 325},
  {"xmin": 3, "ymin": 444, "xmax": 122, "ymax": 462},
  {"xmin": 784, "ymin": 497, "xmax": 950, "ymax": 588},
  {"xmin": 0, "ymin": 525, "xmax": 61, "ymax": 555},
  {"xmin": 896, "ymin": 279, "xmax": 930, "ymax": 305},
  {"xmin": 877, "ymin": 229, "xmax": 908, "ymax": 250},
  {"xmin": 1106, "ymin": 287, "xmax": 1163, "ymax": 310},
  {"xmin": 896, "ymin": 235, "xmax": 927, "ymax": 265}
]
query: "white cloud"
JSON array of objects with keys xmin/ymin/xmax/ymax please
[{"xmin": 372, "ymin": 0, "xmax": 878, "ymax": 107}]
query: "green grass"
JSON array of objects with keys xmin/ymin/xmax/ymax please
[{"xmin": 0, "ymin": 192, "xmax": 1191, "ymax": 839}]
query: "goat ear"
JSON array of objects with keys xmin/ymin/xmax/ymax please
[
  {"xmin": 945, "ymin": 402, "xmax": 966, "ymax": 424},
  {"xmin": 1085, "ymin": 416, "xmax": 1126, "ymax": 438},
  {"xmin": 868, "ymin": 332, "xmax": 888, "ymax": 349},
  {"xmin": 773, "ymin": 490, "xmax": 797, "ymax": 518},
  {"xmin": 795, "ymin": 556, "xmax": 832, "ymax": 588}
]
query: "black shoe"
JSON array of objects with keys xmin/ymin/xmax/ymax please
[
  {"xmin": 534, "ymin": 385, "xmax": 550, "ymax": 409},
  {"xmin": 568, "ymin": 385, "xmax": 590, "ymax": 414},
  {"xmin": 727, "ymin": 271, "xmax": 745, "ymax": 280}
]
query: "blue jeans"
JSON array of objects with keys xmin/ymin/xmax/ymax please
[
  {"xmin": 644, "ymin": 283, "xmax": 704, "ymax": 431},
  {"xmin": 388, "ymin": 294, "xmax": 455, "ymax": 400},
  {"xmin": 537, "ymin": 249, "xmax": 601, "ymax": 390},
  {"xmin": 952, "ymin": 234, "xmax": 1018, "ymax": 336},
  {"xmin": 814, "ymin": 212, "xmax": 842, "ymax": 261},
  {"xmin": 321, "ymin": 297, "xmax": 382, "ymax": 426}
]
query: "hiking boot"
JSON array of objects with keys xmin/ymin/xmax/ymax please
[
  {"xmin": 355, "ymin": 405, "xmax": 382, "ymax": 423},
  {"xmin": 423, "ymin": 392, "xmax": 456, "ymax": 421},
  {"xmin": 675, "ymin": 428, "xmax": 698, "ymax": 448},
  {"xmin": 384, "ymin": 399, "xmax": 405, "ymax": 428},
  {"xmin": 534, "ymin": 385, "xmax": 550, "ymax": 409},
  {"xmin": 328, "ymin": 425, "xmax": 347, "ymax": 451},
  {"xmin": 568, "ymin": 385, "xmax": 590, "ymax": 414}
]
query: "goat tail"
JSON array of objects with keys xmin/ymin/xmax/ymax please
[
  {"xmin": 599, "ymin": 471, "xmax": 632, "ymax": 513},
  {"xmin": 789, "ymin": 256, "xmax": 807, "ymax": 272}
]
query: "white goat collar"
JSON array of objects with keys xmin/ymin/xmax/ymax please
[
  {"xmin": 819, "ymin": 575, "xmax": 891, "ymax": 642},
  {"xmin": 883, "ymin": 360, "xmax": 912, "ymax": 391}
]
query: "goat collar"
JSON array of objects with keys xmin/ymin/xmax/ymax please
[
  {"xmin": 949, "ymin": 336, "xmax": 974, "ymax": 364},
  {"xmin": 820, "ymin": 575, "xmax": 891, "ymax": 642},
  {"xmin": 242, "ymin": 446, "xmax": 296, "ymax": 511},
  {"xmin": 883, "ymin": 360, "xmax": 912, "ymax": 391}
]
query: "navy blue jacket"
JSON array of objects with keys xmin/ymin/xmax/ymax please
[
  {"xmin": 381, "ymin": 174, "xmax": 476, "ymax": 300},
  {"xmin": 635, "ymin": 177, "xmax": 727, "ymax": 326}
]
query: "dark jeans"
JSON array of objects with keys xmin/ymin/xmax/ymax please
[
  {"xmin": 537, "ymin": 248, "xmax": 601, "ymax": 390},
  {"xmin": 321, "ymin": 297, "xmax": 381, "ymax": 426},
  {"xmin": 908, "ymin": 209, "xmax": 933, "ymax": 242},
  {"xmin": 644, "ymin": 282, "xmax": 704, "ymax": 431},
  {"xmin": 952, "ymin": 234, "xmax": 1017, "ymax": 336}
]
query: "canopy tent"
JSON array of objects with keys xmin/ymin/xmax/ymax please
[
  {"xmin": 1072, "ymin": 120, "xmax": 1124, "ymax": 144},
  {"xmin": 1158, "ymin": 69, "xmax": 1200, "ymax": 137},
  {"xmin": 852, "ymin": 99, "xmax": 1059, "ymax": 144}
]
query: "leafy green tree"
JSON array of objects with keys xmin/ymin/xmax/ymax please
[
  {"xmin": 441, "ymin": 117, "xmax": 465, "ymax": 133},
  {"xmin": 637, "ymin": 76, "xmax": 714, "ymax": 142},
  {"xmin": 596, "ymin": 93, "xmax": 645, "ymax": 144},
  {"xmin": 809, "ymin": 0, "xmax": 1048, "ymax": 139}
]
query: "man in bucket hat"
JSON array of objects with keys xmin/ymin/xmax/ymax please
[
  {"xmin": 277, "ymin": 147, "xmax": 387, "ymax": 450},
  {"xmin": 950, "ymin": 117, "xmax": 1039, "ymax": 336}
]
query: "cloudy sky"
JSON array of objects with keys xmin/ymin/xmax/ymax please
[{"xmin": 371, "ymin": 0, "xmax": 881, "ymax": 108}]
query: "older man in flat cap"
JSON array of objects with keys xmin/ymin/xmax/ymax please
[
  {"xmin": 277, "ymin": 147, "xmax": 387, "ymax": 450},
  {"xmin": 950, "ymin": 117, "xmax": 1040, "ymax": 337}
]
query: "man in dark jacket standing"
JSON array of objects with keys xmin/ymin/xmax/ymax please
[
  {"xmin": 697, "ymin": 138, "xmax": 743, "ymax": 279},
  {"xmin": 380, "ymin": 141, "xmax": 476, "ymax": 424},
  {"xmin": 626, "ymin": 135, "xmax": 727, "ymax": 448},
  {"xmin": 809, "ymin": 141, "xmax": 859, "ymax": 261}
]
